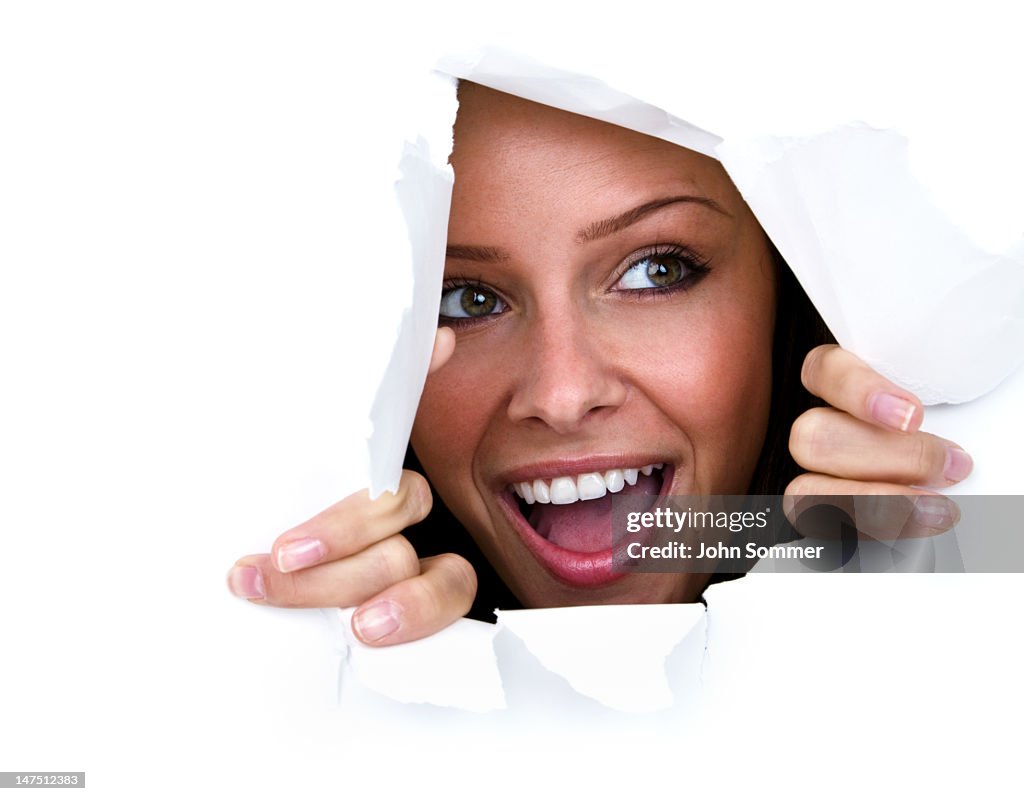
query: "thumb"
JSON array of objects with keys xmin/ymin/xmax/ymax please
[{"xmin": 428, "ymin": 327, "xmax": 456, "ymax": 374}]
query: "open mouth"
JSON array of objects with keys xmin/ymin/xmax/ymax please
[{"xmin": 498, "ymin": 462, "xmax": 674, "ymax": 588}]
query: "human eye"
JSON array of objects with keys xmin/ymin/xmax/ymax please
[
  {"xmin": 613, "ymin": 245, "xmax": 711, "ymax": 293},
  {"xmin": 439, "ymin": 281, "xmax": 508, "ymax": 323}
]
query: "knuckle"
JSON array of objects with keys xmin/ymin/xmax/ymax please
[
  {"xmin": 833, "ymin": 361, "xmax": 867, "ymax": 403},
  {"xmin": 435, "ymin": 553, "xmax": 478, "ymax": 608},
  {"xmin": 396, "ymin": 470, "xmax": 433, "ymax": 525},
  {"xmin": 907, "ymin": 436, "xmax": 942, "ymax": 481},
  {"xmin": 401, "ymin": 576, "xmax": 444, "ymax": 625},
  {"xmin": 800, "ymin": 344, "xmax": 835, "ymax": 392},
  {"xmin": 784, "ymin": 473, "xmax": 819, "ymax": 498},
  {"xmin": 789, "ymin": 407, "xmax": 831, "ymax": 467},
  {"xmin": 297, "ymin": 492, "xmax": 371, "ymax": 548},
  {"xmin": 408, "ymin": 554, "xmax": 477, "ymax": 624},
  {"xmin": 265, "ymin": 570, "xmax": 305, "ymax": 609},
  {"xmin": 375, "ymin": 536, "xmax": 420, "ymax": 584},
  {"xmin": 856, "ymin": 493, "xmax": 915, "ymax": 533}
]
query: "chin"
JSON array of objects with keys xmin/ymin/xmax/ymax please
[{"xmin": 513, "ymin": 571, "xmax": 712, "ymax": 609}]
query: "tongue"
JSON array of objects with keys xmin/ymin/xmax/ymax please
[{"xmin": 528, "ymin": 471, "xmax": 661, "ymax": 553}]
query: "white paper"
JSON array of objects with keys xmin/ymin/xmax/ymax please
[
  {"xmin": 718, "ymin": 127, "xmax": 1024, "ymax": 404},
  {"xmin": 343, "ymin": 46, "xmax": 1024, "ymax": 711},
  {"xmin": 364, "ymin": 46, "xmax": 1024, "ymax": 500},
  {"xmin": 336, "ymin": 609, "xmax": 505, "ymax": 712},
  {"xmin": 332, "ymin": 573, "xmax": 1024, "ymax": 786},
  {"xmin": 433, "ymin": 48, "xmax": 1024, "ymax": 406},
  {"xmin": 436, "ymin": 47, "xmax": 722, "ymax": 158},
  {"xmin": 496, "ymin": 604, "xmax": 706, "ymax": 712},
  {"xmin": 335, "ymin": 604, "xmax": 705, "ymax": 713},
  {"xmin": 5, "ymin": 5, "xmax": 1024, "ymax": 798},
  {"xmin": 366, "ymin": 75, "xmax": 458, "ymax": 498}
]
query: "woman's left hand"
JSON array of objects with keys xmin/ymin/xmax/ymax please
[{"xmin": 786, "ymin": 344, "xmax": 972, "ymax": 536}]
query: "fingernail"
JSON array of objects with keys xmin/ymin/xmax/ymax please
[
  {"xmin": 912, "ymin": 496, "xmax": 957, "ymax": 529},
  {"xmin": 227, "ymin": 566, "xmax": 265, "ymax": 599},
  {"xmin": 943, "ymin": 446, "xmax": 973, "ymax": 483},
  {"xmin": 869, "ymin": 392, "xmax": 918, "ymax": 431},
  {"xmin": 352, "ymin": 601, "xmax": 400, "ymax": 643},
  {"xmin": 275, "ymin": 538, "xmax": 326, "ymax": 572}
]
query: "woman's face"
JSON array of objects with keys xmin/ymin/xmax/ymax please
[{"xmin": 411, "ymin": 83, "xmax": 777, "ymax": 608}]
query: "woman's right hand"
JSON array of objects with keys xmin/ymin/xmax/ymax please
[{"xmin": 226, "ymin": 329, "xmax": 479, "ymax": 647}]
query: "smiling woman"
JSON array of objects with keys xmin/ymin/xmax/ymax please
[
  {"xmin": 227, "ymin": 81, "xmax": 973, "ymax": 644},
  {"xmin": 412, "ymin": 82, "xmax": 778, "ymax": 608}
]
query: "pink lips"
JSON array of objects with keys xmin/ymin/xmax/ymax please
[{"xmin": 498, "ymin": 462, "xmax": 675, "ymax": 588}]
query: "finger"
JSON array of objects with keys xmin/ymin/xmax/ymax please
[
  {"xmin": 228, "ymin": 535, "xmax": 421, "ymax": 607},
  {"xmin": 271, "ymin": 470, "xmax": 432, "ymax": 573},
  {"xmin": 801, "ymin": 344, "xmax": 924, "ymax": 433},
  {"xmin": 429, "ymin": 327, "xmax": 456, "ymax": 374},
  {"xmin": 790, "ymin": 407, "xmax": 973, "ymax": 488},
  {"xmin": 784, "ymin": 474, "xmax": 960, "ymax": 539},
  {"xmin": 350, "ymin": 553, "xmax": 477, "ymax": 646}
]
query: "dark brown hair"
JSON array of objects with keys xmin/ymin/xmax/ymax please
[{"xmin": 748, "ymin": 243, "xmax": 836, "ymax": 496}]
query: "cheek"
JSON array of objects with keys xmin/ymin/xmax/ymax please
[
  {"xmin": 693, "ymin": 319, "xmax": 773, "ymax": 488},
  {"xmin": 410, "ymin": 351, "xmax": 501, "ymax": 518},
  {"xmin": 628, "ymin": 282, "xmax": 775, "ymax": 492}
]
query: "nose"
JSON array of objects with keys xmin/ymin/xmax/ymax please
[{"xmin": 506, "ymin": 307, "xmax": 628, "ymax": 434}]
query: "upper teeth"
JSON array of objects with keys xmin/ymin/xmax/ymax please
[{"xmin": 511, "ymin": 464, "xmax": 664, "ymax": 505}]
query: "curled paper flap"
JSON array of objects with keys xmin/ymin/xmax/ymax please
[
  {"xmin": 337, "ymin": 609, "xmax": 505, "ymax": 712},
  {"xmin": 717, "ymin": 126, "xmax": 1024, "ymax": 405},
  {"xmin": 496, "ymin": 604, "xmax": 706, "ymax": 712},
  {"xmin": 335, "ymin": 604, "xmax": 705, "ymax": 712},
  {"xmin": 365, "ymin": 75, "xmax": 457, "ymax": 499},
  {"xmin": 436, "ymin": 47, "xmax": 721, "ymax": 159}
]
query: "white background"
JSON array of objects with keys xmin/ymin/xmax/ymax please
[{"xmin": 2, "ymin": 2, "xmax": 1022, "ymax": 799}]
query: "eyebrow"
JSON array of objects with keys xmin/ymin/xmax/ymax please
[
  {"xmin": 445, "ymin": 244, "xmax": 511, "ymax": 263},
  {"xmin": 576, "ymin": 195, "xmax": 730, "ymax": 242},
  {"xmin": 445, "ymin": 194, "xmax": 730, "ymax": 261}
]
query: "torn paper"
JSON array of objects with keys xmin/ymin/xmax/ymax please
[
  {"xmin": 436, "ymin": 48, "xmax": 722, "ymax": 158},
  {"xmin": 336, "ymin": 609, "xmax": 505, "ymax": 713},
  {"xmin": 435, "ymin": 48, "xmax": 1024, "ymax": 405},
  {"xmin": 368, "ymin": 45, "xmax": 1023, "ymax": 495},
  {"xmin": 365, "ymin": 74, "xmax": 458, "ymax": 498},
  {"xmin": 336, "ymin": 604, "xmax": 705, "ymax": 712},
  {"xmin": 496, "ymin": 604, "xmax": 706, "ymax": 712},
  {"xmin": 717, "ymin": 127, "xmax": 1024, "ymax": 404},
  {"xmin": 346, "ymin": 46, "xmax": 1023, "ymax": 714}
]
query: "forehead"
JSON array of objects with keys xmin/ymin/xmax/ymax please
[{"xmin": 449, "ymin": 82, "xmax": 741, "ymax": 222}]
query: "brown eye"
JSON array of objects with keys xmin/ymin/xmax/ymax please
[
  {"xmin": 439, "ymin": 285, "xmax": 506, "ymax": 319},
  {"xmin": 461, "ymin": 288, "xmax": 497, "ymax": 315},
  {"xmin": 616, "ymin": 252, "xmax": 694, "ymax": 291},
  {"xmin": 645, "ymin": 257, "xmax": 685, "ymax": 287}
]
